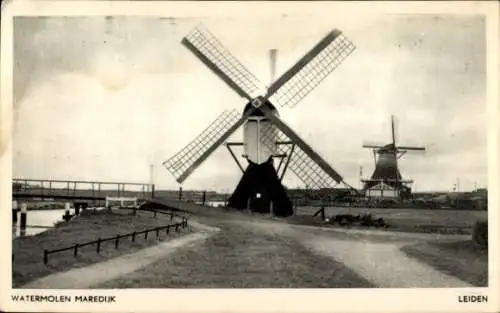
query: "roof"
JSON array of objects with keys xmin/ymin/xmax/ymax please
[{"xmin": 363, "ymin": 145, "xmax": 405, "ymax": 190}]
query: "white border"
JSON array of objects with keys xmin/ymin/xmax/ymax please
[{"xmin": 1, "ymin": 1, "xmax": 499, "ymax": 312}]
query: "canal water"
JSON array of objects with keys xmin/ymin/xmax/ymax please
[
  {"xmin": 12, "ymin": 200, "xmax": 225, "ymax": 238},
  {"xmin": 12, "ymin": 209, "xmax": 74, "ymax": 237}
]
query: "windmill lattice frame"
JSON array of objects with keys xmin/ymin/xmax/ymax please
[{"xmin": 163, "ymin": 23, "xmax": 357, "ymax": 202}]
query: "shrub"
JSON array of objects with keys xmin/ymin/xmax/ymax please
[{"xmin": 472, "ymin": 220, "xmax": 488, "ymax": 247}]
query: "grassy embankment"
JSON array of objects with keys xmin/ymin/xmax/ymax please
[
  {"xmin": 144, "ymin": 199, "xmax": 487, "ymax": 237},
  {"xmin": 12, "ymin": 208, "xmax": 190, "ymax": 287},
  {"xmin": 401, "ymin": 240, "xmax": 488, "ymax": 287},
  {"xmin": 292, "ymin": 206, "xmax": 487, "ymax": 235}
]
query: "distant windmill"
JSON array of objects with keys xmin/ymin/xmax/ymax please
[
  {"xmin": 361, "ymin": 115, "xmax": 425, "ymax": 199},
  {"xmin": 163, "ymin": 24, "xmax": 356, "ymax": 216}
]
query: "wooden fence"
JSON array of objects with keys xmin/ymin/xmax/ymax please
[{"xmin": 43, "ymin": 214, "xmax": 188, "ymax": 265}]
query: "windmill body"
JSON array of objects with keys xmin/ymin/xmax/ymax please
[
  {"xmin": 243, "ymin": 101, "xmax": 279, "ymax": 165},
  {"xmin": 364, "ymin": 144, "xmax": 404, "ymax": 198},
  {"xmin": 243, "ymin": 48, "xmax": 280, "ymax": 166},
  {"xmin": 163, "ymin": 25, "xmax": 356, "ymax": 216},
  {"xmin": 362, "ymin": 116, "xmax": 425, "ymax": 199},
  {"xmin": 229, "ymin": 100, "xmax": 290, "ymax": 214}
]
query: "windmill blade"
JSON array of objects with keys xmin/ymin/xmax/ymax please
[
  {"xmin": 397, "ymin": 146, "xmax": 426, "ymax": 151},
  {"xmin": 287, "ymin": 143, "xmax": 340, "ymax": 189},
  {"xmin": 362, "ymin": 144, "xmax": 386, "ymax": 149},
  {"xmin": 362, "ymin": 141, "xmax": 386, "ymax": 149},
  {"xmin": 259, "ymin": 105, "xmax": 343, "ymax": 185},
  {"xmin": 391, "ymin": 115, "xmax": 396, "ymax": 147},
  {"xmin": 262, "ymin": 123, "xmax": 341, "ymax": 189},
  {"xmin": 182, "ymin": 25, "xmax": 262, "ymax": 100},
  {"xmin": 265, "ymin": 30, "xmax": 355, "ymax": 108},
  {"xmin": 162, "ymin": 109, "xmax": 242, "ymax": 184}
]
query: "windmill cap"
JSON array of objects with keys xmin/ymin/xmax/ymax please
[{"xmin": 243, "ymin": 100, "xmax": 278, "ymax": 117}]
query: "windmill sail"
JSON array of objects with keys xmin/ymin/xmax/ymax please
[
  {"xmin": 266, "ymin": 31, "xmax": 355, "ymax": 108},
  {"xmin": 163, "ymin": 110, "xmax": 241, "ymax": 183},
  {"xmin": 259, "ymin": 105, "xmax": 344, "ymax": 183},
  {"xmin": 397, "ymin": 146, "xmax": 426, "ymax": 151},
  {"xmin": 182, "ymin": 25, "xmax": 262, "ymax": 100},
  {"xmin": 362, "ymin": 139, "xmax": 388, "ymax": 148},
  {"xmin": 260, "ymin": 118, "xmax": 344, "ymax": 190}
]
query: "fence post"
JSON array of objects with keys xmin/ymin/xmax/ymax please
[
  {"xmin": 20, "ymin": 203, "xmax": 27, "ymax": 231},
  {"xmin": 12, "ymin": 200, "xmax": 18, "ymax": 224},
  {"xmin": 74, "ymin": 244, "xmax": 79, "ymax": 257},
  {"xmin": 132, "ymin": 232, "xmax": 136, "ymax": 242},
  {"xmin": 43, "ymin": 250, "xmax": 48, "ymax": 264},
  {"xmin": 156, "ymin": 229, "xmax": 159, "ymax": 239},
  {"xmin": 145, "ymin": 231, "xmax": 148, "ymax": 239},
  {"xmin": 115, "ymin": 235, "xmax": 119, "ymax": 249},
  {"xmin": 175, "ymin": 224, "xmax": 179, "ymax": 232},
  {"xmin": 166, "ymin": 225, "xmax": 170, "ymax": 234},
  {"xmin": 154, "ymin": 211, "xmax": 157, "ymax": 218},
  {"xmin": 170, "ymin": 213, "xmax": 173, "ymax": 221},
  {"xmin": 97, "ymin": 238, "xmax": 101, "ymax": 253},
  {"xmin": 151, "ymin": 184, "xmax": 155, "ymax": 198}
]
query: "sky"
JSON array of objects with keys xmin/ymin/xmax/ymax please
[{"xmin": 12, "ymin": 14, "xmax": 487, "ymax": 192}]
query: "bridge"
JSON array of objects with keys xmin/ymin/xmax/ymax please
[{"xmin": 12, "ymin": 178, "xmax": 155, "ymax": 205}]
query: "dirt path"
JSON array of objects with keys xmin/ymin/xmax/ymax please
[
  {"xmin": 97, "ymin": 218, "xmax": 373, "ymax": 288},
  {"xmin": 20, "ymin": 221, "xmax": 220, "ymax": 289},
  {"xmin": 243, "ymin": 219, "xmax": 473, "ymax": 288},
  {"xmin": 305, "ymin": 238, "xmax": 472, "ymax": 288}
]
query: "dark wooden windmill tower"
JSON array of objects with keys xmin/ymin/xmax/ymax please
[
  {"xmin": 163, "ymin": 24, "xmax": 356, "ymax": 216},
  {"xmin": 361, "ymin": 115, "xmax": 425, "ymax": 199}
]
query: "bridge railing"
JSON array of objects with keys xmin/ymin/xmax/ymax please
[{"xmin": 12, "ymin": 178, "xmax": 154, "ymax": 202}]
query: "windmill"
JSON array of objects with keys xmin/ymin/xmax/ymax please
[
  {"xmin": 162, "ymin": 24, "xmax": 356, "ymax": 216},
  {"xmin": 361, "ymin": 115, "xmax": 425, "ymax": 199}
]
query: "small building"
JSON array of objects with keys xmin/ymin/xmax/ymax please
[{"xmin": 365, "ymin": 182, "xmax": 398, "ymax": 198}]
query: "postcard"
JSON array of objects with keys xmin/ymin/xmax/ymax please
[{"xmin": 1, "ymin": 1, "xmax": 498, "ymax": 312}]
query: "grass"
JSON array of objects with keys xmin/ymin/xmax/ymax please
[
  {"xmin": 12, "ymin": 208, "xmax": 190, "ymax": 287},
  {"xmin": 293, "ymin": 206, "xmax": 487, "ymax": 235},
  {"xmin": 13, "ymin": 199, "xmax": 488, "ymax": 289},
  {"xmin": 400, "ymin": 240, "xmax": 488, "ymax": 287},
  {"xmin": 98, "ymin": 221, "xmax": 374, "ymax": 288},
  {"xmin": 153, "ymin": 199, "xmax": 486, "ymax": 235}
]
